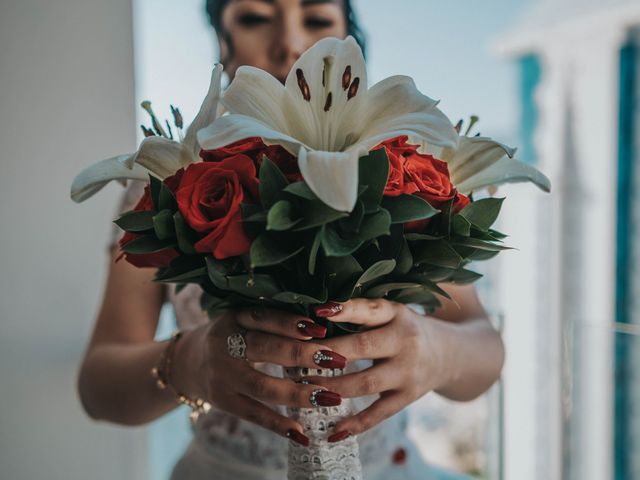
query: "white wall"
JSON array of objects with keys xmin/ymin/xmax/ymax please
[{"xmin": 0, "ymin": 0, "xmax": 148, "ymax": 478}]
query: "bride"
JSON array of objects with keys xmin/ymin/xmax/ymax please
[{"xmin": 77, "ymin": 0, "xmax": 505, "ymax": 478}]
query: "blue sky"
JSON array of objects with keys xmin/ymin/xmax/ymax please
[{"xmin": 135, "ymin": 0, "xmax": 533, "ymax": 144}]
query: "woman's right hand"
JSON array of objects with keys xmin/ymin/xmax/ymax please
[{"xmin": 171, "ymin": 309, "xmax": 347, "ymax": 445}]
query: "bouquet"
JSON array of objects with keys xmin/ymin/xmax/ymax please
[{"xmin": 72, "ymin": 37, "xmax": 549, "ymax": 480}]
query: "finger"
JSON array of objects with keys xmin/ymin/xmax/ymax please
[
  {"xmin": 330, "ymin": 391, "xmax": 406, "ymax": 438},
  {"xmin": 314, "ymin": 299, "xmax": 398, "ymax": 327},
  {"xmin": 219, "ymin": 393, "xmax": 310, "ymax": 446},
  {"xmin": 236, "ymin": 308, "xmax": 327, "ymax": 340},
  {"xmin": 235, "ymin": 366, "xmax": 342, "ymax": 407},
  {"xmin": 244, "ymin": 331, "xmax": 347, "ymax": 368},
  {"xmin": 320, "ymin": 327, "xmax": 400, "ymax": 361},
  {"xmin": 305, "ymin": 361, "xmax": 401, "ymax": 398}
]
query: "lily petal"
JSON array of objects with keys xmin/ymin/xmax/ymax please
[
  {"xmin": 443, "ymin": 136, "xmax": 517, "ymax": 185},
  {"xmin": 354, "ymin": 76, "xmax": 458, "ymax": 151},
  {"xmin": 283, "ymin": 36, "xmax": 367, "ymax": 150},
  {"xmin": 126, "ymin": 136, "xmax": 194, "ymax": 179},
  {"xmin": 297, "ymin": 146, "xmax": 362, "ymax": 212},
  {"xmin": 455, "ymin": 155, "xmax": 551, "ymax": 194},
  {"xmin": 183, "ymin": 64, "xmax": 223, "ymax": 156},
  {"xmin": 70, "ymin": 154, "xmax": 149, "ymax": 203},
  {"xmin": 198, "ymin": 113, "xmax": 307, "ymax": 155},
  {"xmin": 221, "ymin": 66, "xmax": 288, "ymax": 133}
]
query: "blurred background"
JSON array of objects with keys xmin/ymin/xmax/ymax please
[{"xmin": 1, "ymin": 0, "xmax": 639, "ymax": 478}]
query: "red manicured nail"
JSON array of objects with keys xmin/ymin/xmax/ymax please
[
  {"xmin": 286, "ymin": 429, "xmax": 310, "ymax": 447},
  {"xmin": 310, "ymin": 390, "xmax": 341, "ymax": 407},
  {"xmin": 313, "ymin": 302, "xmax": 343, "ymax": 318},
  {"xmin": 328, "ymin": 430, "xmax": 352, "ymax": 443},
  {"xmin": 313, "ymin": 350, "xmax": 347, "ymax": 369},
  {"xmin": 297, "ymin": 320, "xmax": 327, "ymax": 338}
]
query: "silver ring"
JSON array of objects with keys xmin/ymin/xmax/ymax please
[{"xmin": 227, "ymin": 332, "xmax": 248, "ymax": 360}]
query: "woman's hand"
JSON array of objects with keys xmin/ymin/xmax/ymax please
[
  {"xmin": 171, "ymin": 309, "xmax": 347, "ymax": 446},
  {"xmin": 305, "ymin": 297, "xmax": 503, "ymax": 442}
]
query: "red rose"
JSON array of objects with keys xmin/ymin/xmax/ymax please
[
  {"xmin": 117, "ymin": 170, "xmax": 184, "ymax": 269},
  {"xmin": 200, "ymin": 137, "xmax": 302, "ymax": 183},
  {"xmin": 176, "ymin": 155, "xmax": 259, "ymax": 259},
  {"xmin": 377, "ymin": 136, "xmax": 470, "ymax": 231}
]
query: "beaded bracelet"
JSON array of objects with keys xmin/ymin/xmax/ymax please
[{"xmin": 151, "ymin": 331, "xmax": 211, "ymax": 425}]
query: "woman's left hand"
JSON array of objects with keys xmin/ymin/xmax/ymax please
[{"xmin": 305, "ymin": 298, "xmax": 453, "ymax": 441}]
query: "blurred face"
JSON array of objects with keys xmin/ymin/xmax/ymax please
[{"xmin": 220, "ymin": 0, "xmax": 348, "ymax": 83}]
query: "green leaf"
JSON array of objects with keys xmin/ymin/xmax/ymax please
[
  {"xmin": 356, "ymin": 259, "xmax": 396, "ymax": 286},
  {"xmin": 227, "ymin": 274, "xmax": 281, "ymax": 298},
  {"xmin": 205, "ymin": 256, "xmax": 228, "ymax": 289},
  {"xmin": 412, "ymin": 240, "xmax": 463, "ymax": 269},
  {"xmin": 153, "ymin": 209, "xmax": 175, "ymax": 240},
  {"xmin": 392, "ymin": 286, "xmax": 439, "ymax": 307},
  {"xmin": 267, "ymin": 200, "xmax": 301, "ymax": 231},
  {"xmin": 358, "ymin": 148, "xmax": 389, "ymax": 212},
  {"xmin": 173, "ymin": 212, "xmax": 197, "ymax": 254},
  {"xmin": 338, "ymin": 200, "xmax": 365, "ymax": 233},
  {"xmin": 358, "ymin": 209, "xmax": 392, "ymax": 240},
  {"xmin": 381, "ymin": 195, "xmax": 439, "ymax": 224},
  {"xmin": 320, "ymin": 226, "xmax": 363, "ymax": 257},
  {"xmin": 155, "ymin": 267, "xmax": 207, "ymax": 283},
  {"xmin": 158, "ymin": 183, "xmax": 177, "ymax": 211},
  {"xmin": 259, "ymin": 156, "xmax": 288, "ymax": 209},
  {"xmin": 448, "ymin": 269, "xmax": 483, "ymax": 284},
  {"xmin": 459, "ymin": 197, "xmax": 505, "ymax": 231},
  {"xmin": 364, "ymin": 282, "xmax": 422, "ymax": 298},
  {"xmin": 405, "ymin": 233, "xmax": 444, "ymax": 241},
  {"xmin": 121, "ymin": 235, "xmax": 175, "ymax": 254},
  {"xmin": 451, "ymin": 214, "xmax": 472, "ymax": 236},
  {"xmin": 394, "ymin": 237, "xmax": 413, "ymax": 275},
  {"xmin": 283, "ymin": 181, "xmax": 317, "ymax": 200},
  {"xmin": 149, "ymin": 174, "xmax": 161, "ymax": 210},
  {"xmin": 488, "ymin": 228, "xmax": 508, "ymax": 239},
  {"xmin": 273, "ymin": 291, "xmax": 327, "ymax": 304},
  {"xmin": 451, "ymin": 237, "xmax": 512, "ymax": 251},
  {"xmin": 250, "ymin": 233, "xmax": 304, "ymax": 268},
  {"xmin": 308, "ymin": 229, "xmax": 322, "ymax": 275},
  {"xmin": 324, "ymin": 255, "xmax": 362, "ymax": 299},
  {"xmin": 294, "ymin": 201, "xmax": 348, "ymax": 230},
  {"xmin": 114, "ymin": 210, "xmax": 155, "ymax": 232}
]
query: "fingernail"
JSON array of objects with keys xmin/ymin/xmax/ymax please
[
  {"xmin": 310, "ymin": 389, "xmax": 341, "ymax": 407},
  {"xmin": 297, "ymin": 320, "xmax": 327, "ymax": 338},
  {"xmin": 286, "ymin": 429, "xmax": 310, "ymax": 447},
  {"xmin": 313, "ymin": 350, "xmax": 347, "ymax": 369},
  {"xmin": 328, "ymin": 430, "xmax": 352, "ymax": 443},
  {"xmin": 313, "ymin": 302, "xmax": 343, "ymax": 318}
]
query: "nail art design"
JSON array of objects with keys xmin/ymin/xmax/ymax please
[
  {"xmin": 309, "ymin": 389, "xmax": 341, "ymax": 407},
  {"xmin": 313, "ymin": 350, "xmax": 347, "ymax": 369},
  {"xmin": 313, "ymin": 302, "xmax": 343, "ymax": 318},
  {"xmin": 328, "ymin": 430, "xmax": 352, "ymax": 443},
  {"xmin": 297, "ymin": 320, "xmax": 327, "ymax": 338},
  {"xmin": 286, "ymin": 429, "xmax": 310, "ymax": 447}
]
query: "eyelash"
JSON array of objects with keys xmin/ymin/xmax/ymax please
[
  {"xmin": 237, "ymin": 13, "xmax": 271, "ymax": 27},
  {"xmin": 236, "ymin": 13, "xmax": 334, "ymax": 29},
  {"xmin": 305, "ymin": 17, "xmax": 334, "ymax": 29}
]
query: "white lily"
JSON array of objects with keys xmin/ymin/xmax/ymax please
[
  {"xmin": 197, "ymin": 36, "xmax": 459, "ymax": 212},
  {"xmin": 70, "ymin": 64, "xmax": 224, "ymax": 203},
  {"xmin": 441, "ymin": 135, "xmax": 551, "ymax": 194}
]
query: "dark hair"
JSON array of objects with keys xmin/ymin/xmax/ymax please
[{"xmin": 205, "ymin": 0, "xmax": 367, "ymax": 58}]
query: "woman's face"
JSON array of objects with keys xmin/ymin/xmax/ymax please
[{"xmin": 220, "ymin": 0, "xmax": 348, "ymax": 83}]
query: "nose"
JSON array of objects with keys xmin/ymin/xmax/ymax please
[{"xmin": 270, "ymin": 13, "xmax": 306, "ymax": 74}]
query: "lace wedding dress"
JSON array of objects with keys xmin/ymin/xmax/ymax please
[{"xmin": 112, "ymin": 181, "xmax": 470, "ymax": 480}]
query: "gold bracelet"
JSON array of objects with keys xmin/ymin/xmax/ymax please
[{"xmin": 151, "ymin": 331, "xmax": 211, "ymax": 425}]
